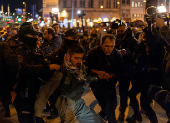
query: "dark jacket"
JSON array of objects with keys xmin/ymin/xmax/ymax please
[
  {"xmin": 115, "ymin": 28, "xmax": 139, "ymax": 76},
  {"xmin": 56, "ymin": 33, "xmax": 64, "ymax": 43},
  {"xmin": 86, "ymin": 46, "xmax": 123, "ymax": 84},
  {"xmin": 15, "ymin": 44, "xmax": 50, "ymax": 96},
  {"xmin": 41, "ymin": 36, "xmax": 61, "ymax": 55},
  {"xmin": 0, "ymin": 42, "xmax": 19, "ymax": 93},
  {"xmin": 162, "ymin": 47, "xmax": 170, "ymax": 90}
]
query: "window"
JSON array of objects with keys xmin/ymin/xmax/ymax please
[
  {"xmin": 113, "ymin": 0, "xmax": 118, "ymax": 8},
  {"xmin": 72, "ymin": 0, "xmax": 77, "ymax": 7},
  {"xmin": 122, "ymin": 0, "xmax": 125, "ymax": 4},
  {"xmin": 80, "ymin": 0, "xmax": 85, "ymax": 7},
  {"xmin": 99, "ymin": 0, "xmax": 103, "ymax": 7},
  {"xmin": 141, "ymin": 14, "xmax": 142, "ymax": 18},
  {"xmin": 121, "ymin": 9, "xmax": 126, "ymax": 17},
  {"xmin": 137, "ymin": 14, "xmax": 140, "ymax": 17},
  {"xmin": 88, "ymin": 0, "xmax": 93, "ymax": 8},
  {"xmin": 135, "ymin": 2, "xmax": 137, "ymax": 7},
  {"xmin": 63, "ymin": 0, "xmax": 67, "ymax": 8},
  {"xmin": 127, "ymin": 0, "xmax": 130, "ymax": 4},
  {"xmin": 126, "ymin": 9, "xmax": 130, "ymax": 17},
  {"xmin": 75, "ymin": 0, "xmax": 77, "ymax": 7},
  {"xmin": 134, "ymin": 14, "xmax": 136, "ymax": 17},
  {"xmin": 132, "ymin": 14, "xmax": 134, "ymax": 18},
  {"xmin": 138, "ymin": 2, "xmax": 140, "ymax": 7},
  {"xmin": 141, "ymin": 2, "xmax": 143, "ymax": 7},
  {"xmin": 132, "ymin": 1, "xmax": 134, "ymax": 7},
  {"xmin": 106, "ymin": 0, "xmax": 111, "ymax": 8}
]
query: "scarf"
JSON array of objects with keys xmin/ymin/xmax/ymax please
[{"xmin": 64, "ymin": 54, "xmax": 87, "ymax": 83}]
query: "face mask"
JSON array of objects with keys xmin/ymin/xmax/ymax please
[
  {"xmin": 23, "ymin": 36, "xmax": 38, "ymax": 48},
  {"xmin": 64, "ymin": 38, "xmax": 79, "ymax": 47}
]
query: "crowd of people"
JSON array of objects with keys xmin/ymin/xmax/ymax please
[{"xmin": 0, "ymin": 18, "xmax": 170, "ymax": 123}]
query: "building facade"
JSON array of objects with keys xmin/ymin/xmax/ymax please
[{"xmin": 43, "ymin": 0, "xmax": 146, "ymax": 27}]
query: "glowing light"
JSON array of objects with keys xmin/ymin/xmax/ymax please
[
  {"xmin": 157, "ymin": 6, "xmax": 166, "ymax": 13},
  {"xmin": 77, "ymin": 11, "xmax": 81, "ymax": 14},
  {"xmin": 52, "ymin": 8, "xmax": 59, "ymax": 13},
  {"xmin": 90, "ymin": 22, "xmax": 93, "ymax": 27},
  {"xmin": 103, "ymin": 18, "xmax": 109, "ymax": 22},
  {"xmin": 23, "ymin": 2, "xmax": 25, "ymax": 4},
  {"xmin": 100, "ymin": 6, "xmax": 103, "ymax": 8},
  {"xmin": 117, "ymin": 2, "xmax": 120, "ymax": 4}
]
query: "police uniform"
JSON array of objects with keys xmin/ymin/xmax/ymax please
[{"xmin": 13, "ymin": 25, "xmax": 51, "ymax": 123}]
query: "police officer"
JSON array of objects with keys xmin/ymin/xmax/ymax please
[
  {"xmin": 116, "ymin": 24, "xmax": 139, "ymax": 121},
  {"xmin": 13, "ymin": 25, "xmax": 60, "ymax": 123}
]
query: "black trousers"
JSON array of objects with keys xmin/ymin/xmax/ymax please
[
  {"xmin": 128, "ymin": 86, "xmax": 158, "ymax": 123},
  {"xmin": 119, "ymin": 76, "xmax": 131, "ymax": 114},
  {"xmin": 13, "ymin": 94, "xmax": 35, "ymax": 123},
  {"xmin": 90, "ymin": 81, "xmax": 117, "ymax": 123},
  {"xmin": 128, "ymin": 70, "xmax": 158, "ymax": 123},
  {"xmin": 0, "ymin": 90, "xmax": 11, "ymax": 117}
]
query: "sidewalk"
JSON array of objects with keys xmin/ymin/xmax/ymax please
[{"xmin": 6, "ymin": 86, "xmax": 169, "ymax": 123}]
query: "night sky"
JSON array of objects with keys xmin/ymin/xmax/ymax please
[
  {"xmin": 0, "ymin": 0, "xmax": 157, "ymax": 13},
  {"xmin": 0, "ymin": 0, "xmax": 42, "ymax": 13}
]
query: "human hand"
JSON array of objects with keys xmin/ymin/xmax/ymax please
[
  {"xmin": 97, "ymin": 71, "xmax": 106, "ymax": 79},
  {"xmin": 121, "ymin": 49, "xmax": 126, "ymax": 56},
  {"xmin": 11, "ymin": 91, "xmax": 17, "ymax": 103},
  {"xmin": 49, "ymin": 64, "xmax": 60, "ymax": 71},
  {"xmin": 134, "ymin": 20, "xmax": 148, "ymax": 27},
  {"xmin": 155, "ymin": 18, "xmax": 165, "ymax": 28}
]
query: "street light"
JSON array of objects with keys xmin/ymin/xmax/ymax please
[
  {"xmin": 100, "ymin": 5, "xmax": 103, "ymax": 8},
  {"xmin": 77, "ymin": 10, "xmax": 81, "ymax": 14}
]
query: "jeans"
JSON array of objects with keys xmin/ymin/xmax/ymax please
[{"xmin": 55, "ymin": 96, "xmax": 105, "ymax": 123}]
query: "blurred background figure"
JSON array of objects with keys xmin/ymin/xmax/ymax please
[
  {"xmin": 33, "ymin": 23, "xmax": 40, "ymax": 32},
  {"xmin": 61, "ymin": 26, "xmax": 67, "ymax": 34},
  {"xmin": 11, "ymin": 28, "xmax": 18, "ymax": 37}
]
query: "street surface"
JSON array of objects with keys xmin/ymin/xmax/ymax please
[{"xmin": 2, "ymin": 85, "xmax": 169, "ymax": 123}]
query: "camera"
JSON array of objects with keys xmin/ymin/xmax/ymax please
[{"xmin": 111, "ymin": 19, "xmax": 124, "ymax": 29}]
